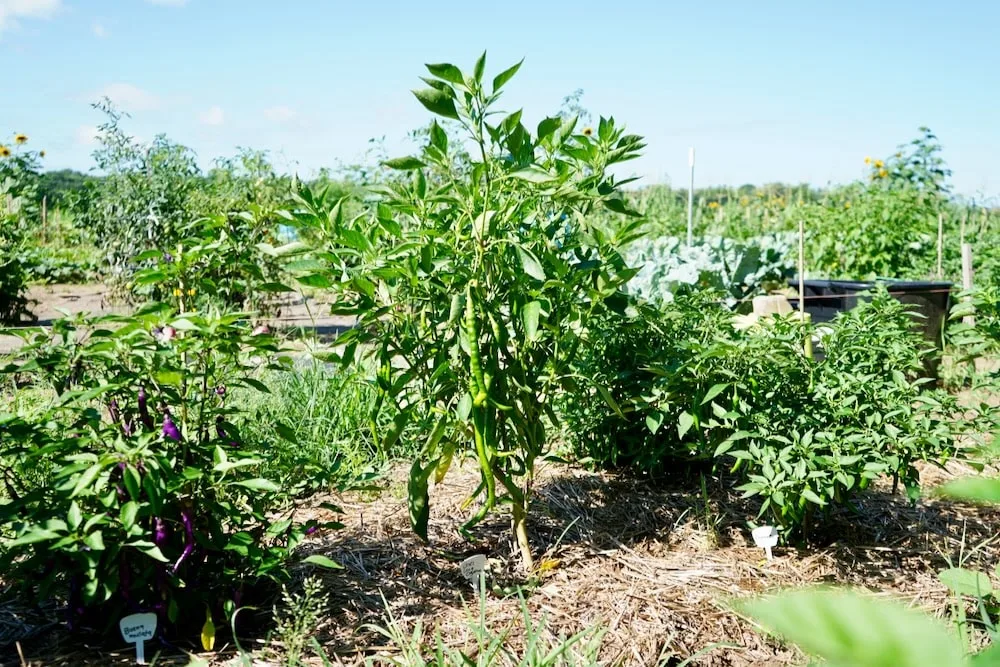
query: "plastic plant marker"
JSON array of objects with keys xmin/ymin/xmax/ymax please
[
  {"xmin": 752, "ymin": 525, "xmax": 779, "ymax": 560},
  {"xmin": 119, "ymin": 612, "xmax": 157, "ymax": 664},
  {"xmin": 460, "ymin": 554, "xmax": 487, "ymax": 592}
]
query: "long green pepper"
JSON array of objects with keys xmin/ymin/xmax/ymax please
[{"xmin": 464, "ymin": 283, "xmax": 488, "ymax": 407}]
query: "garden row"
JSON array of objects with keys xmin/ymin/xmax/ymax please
[{"xmin": 1, "ymin": 55, "xmax": 999, "ymax": 664}]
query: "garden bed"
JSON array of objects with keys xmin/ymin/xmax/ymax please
[{"xmin": 7, "ymin": 458, "xmax": 999, "ymax": 666}]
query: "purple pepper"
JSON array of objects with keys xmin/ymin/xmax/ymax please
[
  {"xmin": 172, "ymin": 510, "xmax": 194, "ymax": 574},
  {"xmin": 153, "ymin": 517, "xmax": 168, "ymax": 546},
  {"xmin": 215, "ymin": 385, "xmax": 226, "ymax": 398},
  {"xmin": 305, "ymin": 525, "xmax": 318, "ymax": 536},
  {"xmin": 138, "ymin": 387, "xmax": 153, "ymax": 430},
  {"xmin": 108, "ymin": 399, "xmax": 121, "ymax": 425},
  {"xmin": 123, "ymin": 418, "xmax": 134, "ymax": 437},
  {"xmin": 162, "ymin": 414, "xmax": 181, "ymax": 442},
  {"xmin": 215, "ymin": 416, "xmax": 237, "ymax": 447}
]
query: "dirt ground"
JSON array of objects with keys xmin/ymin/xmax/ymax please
[
  {"xmin": 7, "ymin": 457, "xmax": 1000, "ymax": 666},
  {"xmin": 0, "ymin": 284, "xmax": 355, "ymax": 354}
]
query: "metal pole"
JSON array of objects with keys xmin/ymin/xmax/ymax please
[{"xmin": 687, "ymin": 147, "xmax": 695, "ymax": 245}]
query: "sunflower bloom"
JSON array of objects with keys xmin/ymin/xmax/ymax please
[
  {"xmin": 878, "ymin": 168, "xmax": 888, "ymax": 178},
  {"xmin": 14, "ymin": 134, "xmax": 27, "ymax": 145},
  {"xmin": 39, "ymin": 150, "xmax": 46, "ymax": 158},
  {"xmin": 582, "ymin": 127, "xmax": 593, "ymax": 137},
  {"xmin": 707, "ymin": 201, "xmax": 719, "ymax": 209},
  {"xmin": 844, "ymin": 201, "xmax": 852, "ymax": 209},
  {"xmin": 864, "ymin": 156, "xmax": 871, "ymax": 165},
  {"xmin": 173, "ymin": 288, "xmax": 183, "ymax": 297},
  {"xmin": 0, "ymin": 146, "xmax": 10, "ymax": 158},
  {"xmin": 874, "ymin": 159, "xmax": 884, "ymax": 169},
  {"xmin": 186, "ymin": 288, "xmax": 196, "ymax": 297}
]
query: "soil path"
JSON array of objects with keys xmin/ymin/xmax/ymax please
[{"xmin": 0, "ymin": 283, "xmax": 355, "ymax": 353}]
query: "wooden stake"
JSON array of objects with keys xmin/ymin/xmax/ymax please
[{"xmin": 936, "ymin": 212, "xmax": 944, "ymax": 279}]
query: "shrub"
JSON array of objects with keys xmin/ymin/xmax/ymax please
[
  {"xmin": 568, "ymin": 288, "xmax": 973, "ymax": 536},
  {"xmin": 0, "ymin": 307, "xmax": 339, "ymax": 639},
  {"xmin": 0, "ymin": 131, "xmax": 42, "ymax": 323}
]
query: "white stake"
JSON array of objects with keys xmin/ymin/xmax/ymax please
[
  {"xmin": 119, "ymin": 613, "xmax": 157, "ymax": 665},
  {"xmin": 752, "ymin": 525, "xmax": 779, "ymax": 561},
  {"xmin": 937, "ymin": 212, "xmax": 944, "ymax": 279},
  {"xmin": 687, "ymin": 147, "xmax": 695, "ymax": 246}
]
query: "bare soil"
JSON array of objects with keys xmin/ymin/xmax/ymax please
[
  {"xmin": 7, "ymin": 458, "xmax": 1000, "ymax": 666},
  {"xmin": 0, "ymin": 284, "xmax": 355, "ymax": 354}
]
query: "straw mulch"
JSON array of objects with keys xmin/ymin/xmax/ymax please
[{"xmin": 7, "ymin": 459, "xmax": 1000, "ymax": 666}]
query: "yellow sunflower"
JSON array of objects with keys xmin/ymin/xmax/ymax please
[
  {"xmin": 707, "ymin": 201, "xmax": 719, "ymax": 209},
  {"xmin": 582, "ymin": 127, "xmax": 593, "ymax": 137},
  {"xmin": 864, "ymin": 156, "xmax": 871, "ymax": 165},
  {"xmin": 39, "ymin": 150, "xmax": 45, "ymax": 158},
  {"xmin": 844, "ymin": 201, "xmax": 852, "ymax": 209},
  {"xmin": 0, "ymin": 146, "xmax": 10, "ymax": 158},
  {"xmin": 14, "ymin": 134, "xmax": 27, "ymax": 145},
  {"xmin": 878, "ymin": 168, "xmax": 888, "ymax": 178},
  {"xmin": 874, "ymin": 159, "xmax": 884, "ymax": 169}
]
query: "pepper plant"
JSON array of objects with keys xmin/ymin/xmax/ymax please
[
  {"xmin": 285, "ymin": 54, "xmax": 645, "ymax": 569},
  {"xmin": 0, "ymin": 306, "xmax": 339, "ymax": 640}
]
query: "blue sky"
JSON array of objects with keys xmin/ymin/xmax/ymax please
[{"xmin": 2, "ymin": 0, "xmax": 998, "ymax": 198}]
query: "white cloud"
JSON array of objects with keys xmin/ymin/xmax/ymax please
[
  {"xmin": 199, "ymin": 105, "xmax": 224, "ymax": 126},
  {"xmin": 91, "ymin": 20, "xmax": 107, "ymax": 38},
  {"xmin": 74, "ymin": 124, "xmax": 100, "ymax": 146},
  {"xmin": 144, "ymin": 0, "xmax": 188, "ymax": 6},
  {"xmin": 0, "ymin": 0, "xmax": 62, "ymax": 36},
  {"xmin": 263, "ymin": 105, "xmax": 298, "ymax": 123},
  {"xmin": 92, "ymin": 83, "xmax": 161, "ymax": 111}
]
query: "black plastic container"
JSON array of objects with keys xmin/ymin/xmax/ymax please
[{"xmin": 787, "ymin": 279, "xmax": 953, "ymax": 377}]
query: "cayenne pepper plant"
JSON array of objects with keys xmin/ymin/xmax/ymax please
[
  {"xmin": 284, "ymin": 53, "xmax": 645, "ymax": 570},
  {"xmin": 0, "ymin": 306, "xmax": 340, "ymax": 642}
]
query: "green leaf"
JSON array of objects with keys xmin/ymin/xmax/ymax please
[
  {"xmin": 472, "ymin": 51, "xmax": 486, "ymax": 84},
  {"xmin": 302, "ymin": 554, "xmax": 343, "ymax": 569},
  {"xmin": 701, "ymin": 383, "xmax": 728, "ymax": 405},
  {"xmin": 740, "ymin": 588, "xmax": 966, "ymax": 667},
  {"xmin": 938, "ymin": 567, "xmax": 993, "ymax": 597},
  {"xmin": 677, "ymin": 411, "xmax": 695, "ymax": 439},
  {"xmin": 517, "ymin": 247, "xmax": 546, "ymax": 281},
  {"xmin": 511, "ymin": 167, "xmax": 555, "ymax": 183},
  {"xmin": 492, "ymin": 59, "xmax": 523, "ymax": 92},
  {"xmin": 646, "ymin": 412, "xmax": 664, "ymax": 434},
  {"xmin": 802, "ymin": 488, "xmax": 826, "ymax": 506},
  {"xmin": 233, "ymin": 478, "xmax": 281, "ymax": 493},
  {"xmin": 425, "ymin": 62, "xmax": 465, "ymax": 86},
  {"xmin": 412, "ymin": 88, "xmax": 459, "ymax": 120},
  {"xmin": 120, "ymin": 502, "xmax": 139, "ymax": 530},
  {"xmin": 383, "ymin": 157, "xmax": 426, "ymax": 171},
  {"xmin": 68, "ymin": 501, "xmax": 82, "ymax": 530},
  {"xmin": 521, "ymin": 301, "xmax": 541, "ymax": 342}
]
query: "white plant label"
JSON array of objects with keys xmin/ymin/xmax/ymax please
[
  {"xmin": 460, "ymin": 554, "xmax": 487, "ymax": 591},
  {"xmin": 119, "ymin": 612, "xmax": 157, "ymax": 664},
  {"xmin": 751, "ymin": 525, "xmax": 779, "ymax": 561}
]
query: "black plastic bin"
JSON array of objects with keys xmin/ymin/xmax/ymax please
[{"xmin": 786, "ymin": 279, "xmax": 953, "ymax": 377}]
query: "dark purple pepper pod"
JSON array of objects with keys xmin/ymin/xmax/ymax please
[
  {"xmin": 153, "ymin": 517, "xmax": 168, "ymax": 546},
  {"xmin": 162, "ymin": 414, "xmax": 181, "ymax": 442},
  {"xmin": 215, "ymin": 416, "xmax": 237, "ymax": 447},
  {"xmin": 138, "ymin": 387, "xmax": 153, "ymax": 430},
  {"xmin": 108, "ymin": 399, "xmax": 121, "ymax": 425},
  {"xmin": 215, "ymin": 385, "xmax": 226, "ymax": 398},
  {"xmin": 305, "ymin": 525, "xmax": 318, "ymax": 536},
  {"xmin": 172, "ymin": 510, "xmax": 195, "ymax": 574}
]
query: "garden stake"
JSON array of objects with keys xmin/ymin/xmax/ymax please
[
  {"xmin": 687, "ymin": 147, "xmax": 695, "ymax": 246},
  {"xmin": 937, "ymin": 212, "xmax": 944, "ymax": 279}
]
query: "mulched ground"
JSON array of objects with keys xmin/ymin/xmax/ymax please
[{"xmin": 8, "ymin": 456, "xmax": 1000, "ymax": 666}]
